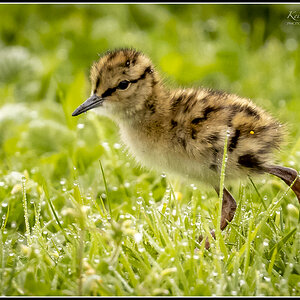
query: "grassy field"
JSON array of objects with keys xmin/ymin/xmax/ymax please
[{"xmin": 0, "ymin": 4, "xmax": 299, "ymax": 296}]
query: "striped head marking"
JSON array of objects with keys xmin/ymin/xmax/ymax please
[{"xmin": 72, "ymin": 48, "xmax": 156, "ymax": 117}]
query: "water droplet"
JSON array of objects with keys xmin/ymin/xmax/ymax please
[
  {"xmin": 101, "ymin": 193, "xmax": 107, "ymax": 199},
  {"xmin": 113, "ymin": 143, "xmax": 121, "ymax": 149},
  {"xmin": 102, "ymin": 142, "xmax": 110, "ymax": 151},
  {"xmin": 0, "ymin": 182, "xmax": 5, "ymax": 187},
  {"xmin": 11, "ymin": 221, "xmax": 17, "ymax": 228},
  {"xmin": 134, "ymin": 233, "xmax": 143, "ymax": 243},
  {"xmin": 226, "ymin": 129, "xmax": 231, "ymax": 136},
  {"xmin": 2, "ymin": 202, "xmax": 8, "ymax": 208},
  {"xmin": 2, "ymin": 215, "xmax": 6, "ymax": 220},
  {"xmin": 60, "ymin": 178, "xmax": 66, "ymax": 185},
  {"xmin": 137, "ymin": 197, "xmax": 143, "ymax": 205},
  {"xmin": 161, "ymin": 173, "xmax": 166, "ymax": 178},
  {"xmin": 124, "ymin": 182, "xmax": 130, "ymax": 188},
  {"xmin": 77, "ymin": 123, "xmax": 85, "ymax": 129}
]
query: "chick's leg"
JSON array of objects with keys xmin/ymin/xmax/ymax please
[
  {"xmin": 219, "ymin": 188, "xmax": 237, "ymax": 230},
  {"xmin": 265, "ymin": 165, "xmax": 300, "ymax": 203},
  {"xmin": 200, "ymin": 187, "xmax": 237, "ymax": 249}
]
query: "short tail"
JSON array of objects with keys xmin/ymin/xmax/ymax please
[{"xmin": 265, "ymin": 165, "xmax": 300, "ymax": 203}]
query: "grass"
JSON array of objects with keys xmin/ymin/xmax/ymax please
[{"xmin": 0, "ymin": 3, "xmax": 300, "ymax": 296}]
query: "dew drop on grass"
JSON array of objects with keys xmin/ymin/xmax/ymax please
[
  {"xmin": 108, "ymin": 265, "xmax": 114, "ymax": 271},
  {"xmin": 77, "ymin": 123, "xmax": 85, "ymax": 129},
  {"xmin": 263, "ymin": 240, "xmax": 269, "ymax": 247},
  {"xmin": 288, "ymin": 160, "xmax": 296, "ymax": 166},
  {"xmin": 102, "ymin": 142, "xmax": 110, "ymax": 151},
  {"xmin": 137, "ymin": 197, "xmax": 143, "ymax": 205},
  {"xmin": 11, "ymin": 221, "xmax": 16, "ymax": 228},
  {"xmin": 124, "ymin": 182, "xmax": 130, "ymax": 188},
  {"xmin": 149, "ymin": 199, "xmax": 155, "ymax": 205},
  {"xmin": 138, "ymin": 247, "xmax": 145, "ymax": 253},
  {"xmin": 113, "ymin": 143, "xmax": 121, "ymax": 149},
  {"xmin": 60, "ymin": 179, "xmax": 66, "ymax": 185},
  {"xmin": 1, "ymin": 202, "xmax": 8, "ymax": 208},
  {"xmin": 161, "ymin": 173, "xmax": 166, "ymax": 178},
  {"xmin": 101, "ymin": 193, "xmax": 107, "ymax": 199},
  {"xmin": 112, "ymin": 186, "xmax": 118, "ymax": 191},
  {"xmin": 134, "ymin": 233, "xmax": 143, "ymax": 243},
  {"xmin": 2, "ymin": 214, "xmax": 6, "ymax": 220},
  {"xmin": 0, "ymin": 181, "xmax": 5, "ymax": 187},
  {"xmin": 212, "ymin": 271, "xmax": 218, "ymax": 277}
]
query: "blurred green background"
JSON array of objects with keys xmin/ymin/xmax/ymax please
[{"xmin": 0, "ymin": 4, "xmax": 300, "ymax": 296}]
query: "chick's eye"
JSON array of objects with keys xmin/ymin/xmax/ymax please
[{"xmin": 118, "ymin": 80, "xmax": 130, "ymax": 90}]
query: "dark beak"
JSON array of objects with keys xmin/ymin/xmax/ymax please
[{"xmin": 72, "ymin": 94, "xmax": 104, "ymax": 116}]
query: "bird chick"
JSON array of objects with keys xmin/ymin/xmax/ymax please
[{"xmin": 72, "ymin": 48, "xmax": 300, "ymax": 246}]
